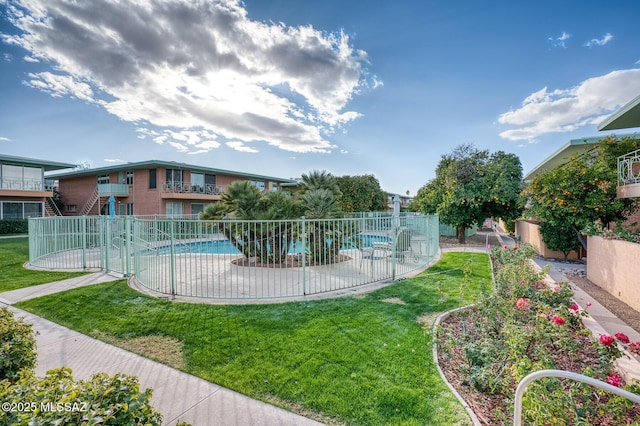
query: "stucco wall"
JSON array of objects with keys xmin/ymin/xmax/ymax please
[
  {"xmin": 587, "ymin": 235, "xmax": 640, "ymax": 312},
  {"xmin": 515, "ymin": 220, "xmax": 581, "ymax": 260}
]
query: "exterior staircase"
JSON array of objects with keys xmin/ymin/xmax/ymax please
[
  {"xmin": 80, "ymin": 187, "xmax": 100, "ymax": 216},
  {"xmin": 45, "ymin": 197, "xmax": 62, "ymax": 217}
]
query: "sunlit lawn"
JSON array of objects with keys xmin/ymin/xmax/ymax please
[
  {"xmin": 16, "ymin": 251, "xmax": 491, "ymax": 425},
  {"xmin": 0, "ymin": 237, "xmax": 87, "ymax": 292}
]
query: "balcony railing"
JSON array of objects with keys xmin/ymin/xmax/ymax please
[
  {"xmin": 162, "ymin": 182, "xmax": 224, "ymax": 195},
  {"xmin": 0, "ymin": 178, "xmax": 49, "ymax": 192},
  {"xmin": 98, "ymin": 183, "xmax": 130, "ymax": 196},
  {"xmin": 618, "ymin": 149, "xmax": 640, "ymax": 186}
]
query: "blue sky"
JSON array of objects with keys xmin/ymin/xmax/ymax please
[{"xmin": 1, "ymin": 0, "xmax": 640, "ymax": 196}]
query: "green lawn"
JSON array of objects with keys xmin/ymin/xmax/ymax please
[
  {"xmin": 16, "ymin": 251, "xmax": 491, "ymax": 425},
  {"xmin": 0, "ymin": 237, "xmax": 88, "ymax": 292}
]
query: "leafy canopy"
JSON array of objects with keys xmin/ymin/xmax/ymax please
[
  {"xmin": 335, "ymin": 174, "xmax": 387, "ymax": 213},
  {"xmin": 410, "ymin": 144, "xmax": 524, "ymax": 242},
  {"xmin": 526, "ymin": 135, "xmax": 640, "ymax": 250}
]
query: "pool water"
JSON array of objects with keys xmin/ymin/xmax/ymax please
[{"xmin": 149, "ymin": 234, "xmax": 389, "ymax": 255}]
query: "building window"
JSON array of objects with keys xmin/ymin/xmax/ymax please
[
  {"xmin": 0, "ymin": 164, "xmax": 43, "ymax": 191},
  {"xmin": 126, "ymin": 170, "xmax": 134, "ymax": 185},
  {"xmin": 191, "ymin": 203, "xmax": 205, "ymax": 216},
  {"xmin": 149, "ymin": 169, "xmax": 157, "ymax": 189},
  {"xmin": 166, "ymin": 202, "xmax": 183, "ymax": 217},
  {"xmin": 97, "ymin": 174, "xmax": 110, "ymax": 185},
  {"xmin": 248, "ymin": 180, "xmax": 265, "ymax": 191},
  {"xmin": 166, "ymin": 169, "xmax": 183, "ymax": 184},
  {"xmin": 0, "ymin": 201, "xmax": 43, "ymax": 219},
  {"xmin": 191, "ymin": 172, "xmax": 204, "ymax": 193},
  {"xmin": 118, "ymin": 203, "xmax": 134, "ymax": 215},
  {"xmin": 66, "ymin": 204, "xmax": 77, "ymax": 213},
  {"xmin": 270, "ymin": 181, "xmax": 279, "ymax": 192}
]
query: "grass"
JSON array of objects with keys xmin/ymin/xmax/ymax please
[
  {"xmin": 0, "ymin": 237, "xmax": 88, "ymax": 292},
  {"xmin": 16, "ymin": 251, "xmax": 492, "ymax": 425}
]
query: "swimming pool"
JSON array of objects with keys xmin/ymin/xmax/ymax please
[{"xmin": 149, "ymin": 233, "xmax": 390, "ymax": 255}]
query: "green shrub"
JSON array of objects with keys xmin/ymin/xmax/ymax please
[
  {"xmin": 0, "ymin": 368, "xmax": 163, "ymax": 425},
  {"xmin": 0, "ymin": 308, "xmax": 36, "ymax": 381},
  {"xmin": 0, "ymin": 220, "xmax": 28, "ymax": 235}
]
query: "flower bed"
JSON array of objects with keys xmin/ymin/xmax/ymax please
[{"xmin": 436, "ymin": 244, "xmax": 640, "ymax": 425}]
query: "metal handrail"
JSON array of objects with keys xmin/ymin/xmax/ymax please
[
  {"xmin": 617, "ymin": 148, "xmax": 640, "ymax": 186},
  {"xmin": 513, "ymin": 369, "xmax": 640, "ymax": 426}
]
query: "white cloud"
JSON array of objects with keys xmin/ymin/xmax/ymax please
[
  {"xmin": 136, "ymin": 127, "xmax": 221, "ymax": 153},
  {"xmin": 104, "ymin": 158, "xmax": 124, "ymax": 163},
  {"xmin": 226, "ymin": 141, "xmax": 259, "ymax": 153},
  {"xmin": 548, "ymin": 32, "xmax": 571, "ymax": 48},
  {"xmin": 584, "ymin": 33, "xmax": 613, "ymax": 47},
  {"xmin": 3, "ymin": 0, "xmax": 376, "ymax": 155},
  {"xmin": 498, "ymin": 68, "xmax": 640, "ymax": 141},
  {"xmin": 0, "ymin": 136, "xmax": 10, "ymax": 142}
]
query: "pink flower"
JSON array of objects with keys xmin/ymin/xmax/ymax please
[
  {"xmin": 606, "ymin": 373, "xmax": 623, "ymax": 388},
  {"xmin": 552, "ymin": 287, "xmax": 560, "ymax": 292},
  {"xmin": 550, "ymin": 315, "xmax": 565, "ymax": 325},
  {"xmin": 615, "ymin": 333, "xmax": 630, "ymax": 344},
  {"xmin": 503, "ymin": 245, "xmax": 507, "ymax": 249},
  {"xmin": 586, "ymin": 301, "xmax": 592, "ymax": 307},
  {"xmin": 516, "ymin": 298, "xmax": 527, "ymax": 309},
  {"xmin": 629, "ymin": 342, "xmax": 640, "ymax": 355},
  {"xmin": 599, "ymin": 335, "xmax": 615, "ymax": 346},
  {"xmin": 569, "ymin": 303, "xmax": 579, "ymax": 312},
  {"xmin": 520, "ymin": 280, "xmax": 526, "ymax": 285},
  {"xmin": 487, "ymin": 244, "xmax": 491, "ymax": 249}
]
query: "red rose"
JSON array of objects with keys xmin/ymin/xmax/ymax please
[
  {"xmin": 599, "ymin": 335, "xmax": 615, "ymax": 346},
  {"xmin": 606, "ymin": 373, "xmax": 623, "ymax": 388},
  {"xmin": 615, "ymin": 333, "xmax": 630, "ymax": 344},
  {"xmin": 550, "ymin": 315, "xmax": 565, "ymax": 325}
]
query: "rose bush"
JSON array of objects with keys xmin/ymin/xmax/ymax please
[{"xmin": 437, "ymin": 243, "xmax": 640, "ymax": 424}]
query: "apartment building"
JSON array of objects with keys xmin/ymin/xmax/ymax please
[
  {"xmin": 47, "ymin": 160, "xmax": 297, "ymax": 217},
  {"xmin": 0, "ymin": 154, "xmax": 76, "ymax": 219}
]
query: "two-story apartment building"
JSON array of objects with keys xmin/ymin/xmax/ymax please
[
  {"xmin": 0, "ymin": 154, "xmax": 76, "ymax": 219},
  {"xmin": 47, "ymin": 160, "xmax": 298, "ymax": 217}
]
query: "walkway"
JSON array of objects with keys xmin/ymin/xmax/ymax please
[{"xmin": 1, "ymin": 274, "xmax": 322, "ymax": 426}]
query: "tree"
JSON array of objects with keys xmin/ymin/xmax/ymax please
[
  {"xmin": 538, "ymin": 221, "xmax": 581, "ymax": 261},
  {"xmin": 527, "ymin": 135, "xmax": 640, "ymax": 251},
  {"xmin": 335, "ymin": 175, "xmax": 387, "ymax": 212},
  {"xmin": 200, "ymin": 181, "xmax": 302, "ymax": 263},
  {"xmin": 409, "ymin": 144, "xmax": 524, "ymax": 243},
  {"xmin": 298, "ymin": 170, "xmax": 348, "ymax": 263}
]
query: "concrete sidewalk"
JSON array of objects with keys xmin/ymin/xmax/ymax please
[
  {"xmin": 1, "ymin": 274, "xmax": 322, "ymax": 426},
  {"xmin": 531, "ymin": 258, "xmax": 640, "ymax": 382}
]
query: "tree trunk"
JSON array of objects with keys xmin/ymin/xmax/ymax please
[
  {"xmin": 572, "ymin": 224, "xmax": 587, "ymax": 252},
  {"xmin": 457, "ymin": 225, "xmax": 466, "ymax": 244}
]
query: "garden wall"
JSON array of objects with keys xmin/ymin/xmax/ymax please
[
  {"xmin": 515, "ymin": 220, "xmax": 580, "ymax": 260},
  {"xmin": 587, "ymin": 235, "xmax": 640, "ymax": 312}
]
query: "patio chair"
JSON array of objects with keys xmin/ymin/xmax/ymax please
[{"xmin": 373, "ymin": 227, "xmax": 414, "ymax": 263}]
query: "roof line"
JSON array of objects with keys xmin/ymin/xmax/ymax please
[{"xmin": 46, "ymin": 159, "xmax": 297, "ymax": 183}]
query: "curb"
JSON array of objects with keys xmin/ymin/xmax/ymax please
[{"xmin": 433, "ymin": 305, "xmax": 482, "ymax": 426}]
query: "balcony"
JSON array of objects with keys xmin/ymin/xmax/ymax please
[
  {"xmin": 98, "ymin": 183, "xmax": 130, "ymax": 196},
  {"xmin": 0, "ymin": 178, "xmax": 53, "ymax": 197},
  {"xmin": 617, "ymin": 149, "xmax": 640, "ymax": 198},
  {"xmin": 161, "ymin": 182, "xmax": 225, "ymax": 200}
]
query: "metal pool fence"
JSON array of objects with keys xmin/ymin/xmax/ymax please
[{"xmin": 29, "ymin": 213, "xmax": 439, "ymax": 301}]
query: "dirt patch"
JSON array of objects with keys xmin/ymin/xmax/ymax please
[
  {"xmin": 416, "ymin": 313, "xmax": 438, "ymax": 326},
  {"xmin": 92, "ymin": 331, "xmax": 185, "ymax": 370},
  {"xmin": 381, "ymin": 297, "xmax": 406, "ymax": 305},
  {"xmin": 439, "ymin": 233, "xmax": 502, "ymax": 249}
]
